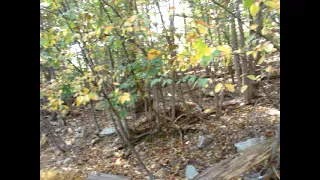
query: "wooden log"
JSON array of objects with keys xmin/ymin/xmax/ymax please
[
  {"xmin": 193, "ymin": 138, "xmax": 275, "ymax": 180},
  {"xmin": 88, "ymin": 173, "xmax": 130, "ymax": 180}
]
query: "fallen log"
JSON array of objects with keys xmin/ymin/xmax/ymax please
[
  {"xmin": 88, "ymin": 172, "xmax": 130, "ymax": 180},
  {"xmin": 193, "ymin": 138, "xmax": 275, "ymax": 180}
]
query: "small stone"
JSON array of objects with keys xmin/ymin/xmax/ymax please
[
  {"xmin": 75, "ymin": 132, "xmax": 84, "ymax": 138},
  {"xmin": 75, "ymin": 127, "xmax": 82, "ymax": 132},
  {"xmin": 55, "ymin": 128, "xmax": 62, "ymax": 133},
  {"xmin": 70, "ymin": 122, "xmax": 77, "ymax": 127},
  {"xmin": 99, "ymin": 127, "xmax": 116, "ymax": 137},
  {"xmin": 234, "ymin": 137, "xmax": 266, "ymax": 152},
  {"xmin": 63, "ymin": 158, "xmax": 73, "ymax": 164},
  {"xmin": 67, "ymin": 128, "xmax": 73, "ymax": 133},
  {"xmin": 50, "ymin": 121, "xmax": 59, "ymax": 126}
]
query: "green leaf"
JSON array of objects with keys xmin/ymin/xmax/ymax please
[
  {"xmin": 257, "ymin": 55, "xmax": 265, "ymax": 65},
  {"xmin": 244, "ymin": 0, "xmax": 254, "ymax": 9},
  {"xmin": 182, "ymin": 75, "xmax": 190, "ymax": 82},
  {"xmin": 151, "ymin": 78, "xmax": 161, "ymax": 87},
  {"xmin": 95, "ymin": 101, "xmax": 109, "ymax": 110},
  {"xmin": 119, "ymin": 110, "xmax": 128, "ymax": 119},
  {"xmin": 197, "ymin": 78, "xmax": 208, "ymax": 88},
  {"xmin": 115, "ymin": 40, "xmax": 122, "ymax": 48},
  {"xmin": 70, "ymin": 21, "xmax": 75, "ymax": 28},
  {"xmin": 188, "ymin": 76, "xmax": 197, "ymax": 84},
  {"xmin": 247, "ymin": 75, "xmax": 257, "ymax": 80},
  {"xmin": 162, "ymin": 79, "xmax": 173, "ymax": 87}
]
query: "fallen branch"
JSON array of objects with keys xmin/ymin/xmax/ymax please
[{"xmin": 193, "ymin": 138, "xmax": 275, "ymax": 180}]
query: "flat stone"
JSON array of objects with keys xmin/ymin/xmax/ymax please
[
  {"xmin": 99, "ymin": 127, "xmax": 116, "ymax": 137},
  {"xmin": 234, "ymin": 137, "xmax": 266, "ymax": 152}
]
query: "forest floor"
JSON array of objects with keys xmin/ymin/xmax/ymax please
[{"xmin": 40, "ymin": 54, "xmax": 280, "ymax": 180}]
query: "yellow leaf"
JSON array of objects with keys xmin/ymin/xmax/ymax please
[
  {"xmin": 204, "ymin": 47, "xmax": 214, "ymax": 56},
  {"xmin": 89, "ymin": 93, "xmax": 99, "ymax": 100},
  {"xmin": 203, "ymin": 105, "xmax": 216, "ymax": 113},
  {"xmin": 246, "ymin": 51, "xmax": 253, "ymax": 56},
  {"xmin": 113, "ymin": 82, "xmax": 120, "ymax": 85},
  {"xmin": 265, "ymin": 1, "xmax": 280, "ymax": 10},
  {"xmin": 104, "ymin": 26, "xmax": 113, "ymax": 34},
  {"xmin": 147, "ymin": 49, "xmax": 161, "ymax": 60},
  {"xmin": 197, "ymin": 25, "xmax": 208, "ymax": 36},
  {"xmin": 214, "ymin": 83, "xmax": 223, "ymax": 93},
  {"xmin": 98, "ymin": 79, "xmax": 103, "ymax": 86},
  {"xmin": 250, "ymin": 3, "xmax": 260, "ymax": 17},
  {"xmin": 118, "ymin": 92, "xmax": 131, "ymax": 104},
  {"xmin": 252, "ymin": 51, "xmax": 258, "ymax": 59},
  {"xmin": 241, "ymin": 85, "xmax": 248, "ymax": 93},
  {"xmin": 114, "ymin": 152, "xmax": 123, "ymax": 157},
  {"xmin": 224, "ymin": 84, "xmax": 235, "ymax": 92},
  {"xmin": 247, "ymin": 75, "xmax": 257, "ymax": 80},
  {"xmin": 186, "ymin": 32, "xmax": 198, "ymax": 42},
  {"xmin": 114, "ymin": 88, "xmax": 119, "ymax": 95},
  {"xmin": 83, "ymin": 94, "xmax": 90, "ymax": 104},
  {"xmin": 249, "ymin": 24, "xmax": 258, "ymax": 30},
  {"xmin": 94, "ymin": 65, "xmax": 104, "ymax": 71},
  {"xmin": 265, "ymin": 66, "xmax": 274, "ymax": 73},
  {"xmin": 82, "ymin": 88, "xmax": 90, "ymax": 95},
  {"xmin": 257, "ymin": 55, "xmax": 265, "ymax": 65},
  {"xmin": 189, "ymin": 56, "xmax": 199, "ymax": 66},
  {"xmin": 115, "ymin": 158, "xmax": 123, "ymax": 166},
  {"xmin": 234, "ymin": 49, "xmax": 242, "ymax": 54},
  {"xmin": 75, "ymin": 96, "xmax": 84, "ymax": 106},
  {"xmin": 217, "ymin": 45, "xmax": 232, "ymax": 66}
]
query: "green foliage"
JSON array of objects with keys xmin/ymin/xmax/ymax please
[{"xmin": 40, "ymin": 0, "xmax": 279, "ymax": 120}]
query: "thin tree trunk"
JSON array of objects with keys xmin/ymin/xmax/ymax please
[
  {"xmin": 89, "ymin": 100, "xmax": 100, "ymax": 133},
  {"xmin": 154, "ymin": 86, "xmax": 160, "ymax": 132},
  {"xmin": 236, "ymin": 0, "xmax": 252, "ymax": 103},
  {"xmin": 230, "ymin": 5, "xmax": 241, "ymax": 91}
]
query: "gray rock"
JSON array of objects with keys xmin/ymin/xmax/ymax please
[
  {"xmin": 75, "ymin": 132, "xmax": 84, "ymax": 138},
  {"xmin": 99, "ymin": 127, "xmax": 116, "ymax": 137},
  {"xmin": 197, "ymin": 135, "xmax": 213, "ymax": 149},
  {"xmin": 70, "ymin": 122, "xmax": 77, "ymax": 127},
  {"xmin": 234, "ymin": 137, "xmax": 266, "ymax": 152},
  {"xmin": 185, "ymin": 165, "xmax": 199, "ymax": 179},
  {"xmin": 55, "ymin": 128, "xmax": 62, "ymax": 133},
  {"xmin": 63, "ymin": 157, "xmax": 73, "ymax": 164},
  {"xmin": 75, "ymin": 127, "xmax": 82, "ymax": 132},
  {"xmin": 50, "ymin": 121, "xmax": 59, "ymax": 126}
]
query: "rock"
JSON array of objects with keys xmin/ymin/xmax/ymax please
[
  {"xmin": 185, "ymin": 165, "xmax": 199, "ymax": 179},
  {"xmin": 184, "ymin": 135, "xmax": 190, "ymax": 140},
  {"xmin": 99, "ymin": 127, "xmax": 116, "ymax": 137},
  {"xmin": 234, "ymin": 137, "xmax": 266, "ymax": 152},
  {"xmin": 75, "ymin": 132, "xmax": 84, "ymax": 138},
  {"xmin": 90, "ymin": 138, "xmax": 99, "ymax": 145},
  {"xmin": 70, "ymin": 122, "xmax": 77, "ymax": 127},
  {"xmin": 75, "ymin": 127, "xmax": 82, "ymax": 132},
  {"xmin": 197, "ymin": 134, "xmax": 213, "ymax": 149},
  {"xmin": 63, "ymin": 157, "xmax": 73, "ymax": 164},
  {"xmin": 50, "ymin": 121, "xmax": 59, "ymax": 126},
  {"xmin": 67, "ymin": 128, "xmax": 73, "ymax": 133},
  {"xmin": 155, "ymin": 168, "xmax": 165, "ymax": 178},
  {"xmin": 55, "ymin": 128, "xmax": 62, "ymax": 133}
]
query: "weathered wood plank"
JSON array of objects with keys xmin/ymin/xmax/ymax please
[
  {"xmin": 193, "ymin": 138, "xmax": 275, "ymax": 180},
  {"xmin": 88, "ymin": 173, "xmax": 130, "ymax": 180}
]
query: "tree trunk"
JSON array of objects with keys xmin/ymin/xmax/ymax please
[
  {"xmin": 230, "ymin": 6, "xmax": 241, "ymax": 91},
  {"xmin": 236, "ymin": 0, "xmax": 253, "ymax": 103}
]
